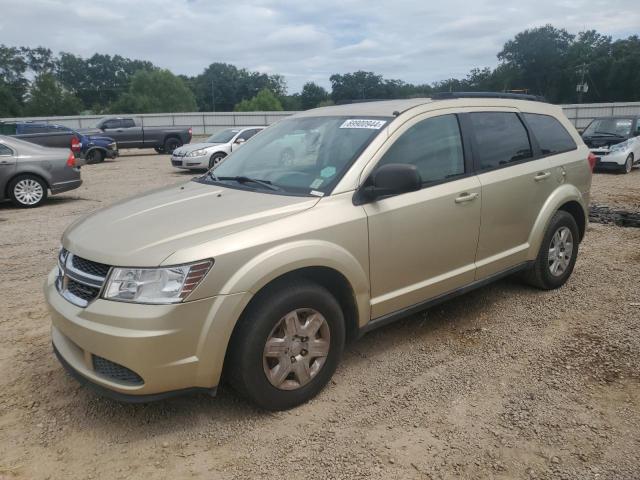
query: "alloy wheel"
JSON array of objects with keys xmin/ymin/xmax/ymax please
[
  {"xmin": 548, "ymin": 226, "xmax": 573, "ymax": 277},
  {"xmin": 263, "ymin": 308, "xmax": 331, "ymax": 390},
  {"xmin": 14, "ymin": 179, "xmax": 44, "ymax": 206}
]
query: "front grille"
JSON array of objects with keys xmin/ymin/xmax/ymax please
[
  {"xmin": 171, "ymin": 159, "xmax": 182, "ymax": 166},
  {"xmin": 72, "ymin": 255, "xmax": 110, "ymax": 278},
  {"xmin": 67, "ymin": 278, "xmax": 100, "ymax": 302},
  {"xmin": 92, "ymin": 355, "xmax": 144, "ymax": 385},
  {"xmin": 57, "ymin": 248, "xmax": 111, "ymax": 307}
]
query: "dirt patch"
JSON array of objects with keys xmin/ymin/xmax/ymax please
[
  {"xmin": 0, "ymin": 154, "xmax": 639, "ymax": 479},
  {"xmin": 590, "ymin": 204, "xmax": 640, "ymax": 227}
]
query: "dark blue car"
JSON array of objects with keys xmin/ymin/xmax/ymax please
[{"xmin": 0, "ymin": 121, "xmax": 119, "ymax": 163}]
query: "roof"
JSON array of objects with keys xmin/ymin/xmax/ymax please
[{"xmin": 295, "ymin": 98, "xmax": 432, "ymax": 117}]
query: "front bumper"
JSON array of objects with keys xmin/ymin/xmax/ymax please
[
  {"xmin": 171, "ymin": 154, "xmax": 208, "ymax": 169},
  {"xmin": 44, "ymin": 268, "xmax": 250, "ymax": 399},
  {"xmin": 590, "ymin": 148, "xmax": 628, "ymax": 167},
  {"xmin": 106, "ymin": 148, "xmax": 119, "ymax": 159}
]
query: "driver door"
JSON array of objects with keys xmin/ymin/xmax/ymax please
[{"xmin": 363, "ymin": 112, "xmax": 481, "ymax": 319}]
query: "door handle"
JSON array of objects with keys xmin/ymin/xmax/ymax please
[
  {"xmin": 534, "ymin": 171, "xmax": 551, "ymax": 181},
  {"xmin": 454, "ymin": 192, "xmax": 479, "ymax": 204}
]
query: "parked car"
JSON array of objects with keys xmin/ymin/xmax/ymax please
[
  {"xmin": 171, "ymin": 127, "xmax": 264, "ymax": 170},
  {"xmin": 581, "ymin": 116, "xmax": 640, "ymax": 173},
  {"xmin": 0, "ymin": 135, "xmax": 82, "ymax": 208},
  {"xmin": 0, "ymin": 121, "xmax": 118, "ymax": 164},
  {"xmin": 82, "ymin": 116, "xmax": 192, "ymax": 154},
  {"xmin": 45, "ymin": 93, "xmax": 592, "ymax": 410}
]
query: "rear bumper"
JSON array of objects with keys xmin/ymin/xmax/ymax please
[{"xmin": 51, "ymin": 178, "xmax": 82, "ymax": 195}]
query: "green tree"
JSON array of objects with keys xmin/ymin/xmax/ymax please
[
  {"xmin": 280, "ymin": 93, "xmax": 302, "ymax": 110},
  {"xmin": 300, "ymin": 82, "xmax": 329, "ymax": 109},
  {"xmin": 234, "ymin": 88, "xmax": 283, "ymax": 111},
  {"xmin": 24, "ymin": 73, "xmax": 82, "ymax": 116},
  {"xmin": 0, "ymin": 82, "xmax": 21, "ymax": 116},
  {"xmin": 110, "ymin": 69, "xmax": 197, "ymax": 113},
  {"xmin": 0, "ymin": 45, "xmax": 28, "ymax": 109}
]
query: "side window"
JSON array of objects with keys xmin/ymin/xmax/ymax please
[
  {"xmin": 377, "ymin": 114, "xmax": 465, "ymax": 184},
  {"xmin": 22, "ymin": 124, "xmax": 51, "ymax": 134},
  {"xmin": 103, "ymin": 119, "xmax": 121, "ymax": 129},
  {"xmin": 523, "ymin": 113, "xmax": 576, "ymax": 155},
  {"xmin": 469, "ymin": 112, "xmax": 533, "ymax": 170},
  {"xmin": 238, "ymin": 129, "xmax": 259, "ymax": 141},
  {"xmin": 121, "ymin": 118, "xmax": 135, "ymax": 128},
  {"xmin": 0, "ymin": 123, "xmax": 17, "ymax": 135},
  {"xmin": 0, "ymin": 144, "xmax": 13, "ymax": 156}
]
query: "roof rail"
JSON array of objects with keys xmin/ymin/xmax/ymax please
[{"xmin": 431, "ymin": 91, "xmax": 546, "ymax": 102}]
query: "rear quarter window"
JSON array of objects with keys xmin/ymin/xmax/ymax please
[{"xmin": 523, "ymin": 113, "xmax": 576, "ymax": 155}]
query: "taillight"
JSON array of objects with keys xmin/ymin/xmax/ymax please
[
  {"xmin": 66, "ymin": 151, "xmax": 76, "ymax": 167},
  {"xmin": 587, "ymin": 152, "xmax": 597, "ymax": 172},
  {"xmin": 71, "ymin": 136, "xmax": 82, "ymax": 153}
]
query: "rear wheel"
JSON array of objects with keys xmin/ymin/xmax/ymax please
[
  {"xmin": 86, "ymin": 149, "xmax": 104, "ymax": 164},
  {"xmin": 522, "ymin": 210, "xmax": 579, "ymax": 290},
  {"xmin": 9, "ymin": 174, "xmax": 48, "ymax": 208},
  {"xmin": 163, "ymin": 137, "xmax": 181, "ymax": 155},
  {"xmin": 227, "ymin": 279, "xmax": 345, "ymax": 410}
]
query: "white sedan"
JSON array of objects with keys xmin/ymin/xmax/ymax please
[{"xmin": 171, "ymin": 126, "xmax": 265, "ymax": 170}]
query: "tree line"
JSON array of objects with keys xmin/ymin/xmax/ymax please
[{"xmin": 1, "ymin": 25, "xmax": 639, "ymax": 118}]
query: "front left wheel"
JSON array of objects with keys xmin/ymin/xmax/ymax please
[
  {"xmin": 226, "ymin": 279, "xmax": 345, "ymax": 410},
  {"xmin": 621, "ymin": 153, "xmax": 633, "ymax": 174},
  {"xmin": 9, "ymin": 174, "xmax": 48, "ymax": 208}
]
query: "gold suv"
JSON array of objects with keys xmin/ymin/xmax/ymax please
[{"xmin": 45, "ymin": 93, "xmax": 592, "ymax": 410}]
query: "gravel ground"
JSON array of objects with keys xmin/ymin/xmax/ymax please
[{"xmin": 0, "ymin": 152, "xmax": 639, "ymax": 480}]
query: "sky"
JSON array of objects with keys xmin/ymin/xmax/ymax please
[{"xmin": 0, "ymin": 0, "xmax": 638, "ymax": 93}]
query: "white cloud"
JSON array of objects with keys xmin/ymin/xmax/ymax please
[{"xmin": 0, "ymin": 0, "xmax": 637, "ymax": 92}]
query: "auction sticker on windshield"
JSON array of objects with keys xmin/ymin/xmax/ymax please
[{"xmin": 340, "ymin": 119, "xmax": 387, "ymax": 129}]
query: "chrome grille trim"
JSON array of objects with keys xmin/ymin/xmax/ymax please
[{"xmin": 56, "ymin": 248, "xmax": 111, "ymax": 307}]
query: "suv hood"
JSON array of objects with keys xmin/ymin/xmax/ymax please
[
  {"xmin": 63, "ymin": 181, "xmax": 319, "ymax": 267},
  {"xmin": 173, "ymin": 142, "xmax": 223, "ymax": 155}
]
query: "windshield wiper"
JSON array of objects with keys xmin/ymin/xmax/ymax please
[{"xmin": 216, "ymin": 175, "xmax": 282, "ymax": 191}]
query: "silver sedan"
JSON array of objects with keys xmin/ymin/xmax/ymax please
[{"xmin": 0, "ymin": 135, "xmax": 82, "ymax": 208}]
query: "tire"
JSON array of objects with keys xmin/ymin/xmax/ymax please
[
  {"xmin": 86, "ymin": 149, "xmax": 104, "ymax": 164},
  {"xmin": 154, "ymin": 147, "xmax": 164, "ymax": 154},
  {"xmin": 163, "ymin": 137, "xmax": 181, "ymax": 155},
  {"xmin": 621, "ymin": 153, "xmax": 633, "ymax": 174},
  {"xmin": 226, "ymin": 279, "xmax": 345, "ymax": 411},
  {"xmin": 522, "ymin": 210, "xmax": 579, "ymax": 290},
  {"xmin": 209, "ymin": 152, "xmax": 226, "ymax": 169},
  {"xmin": 8, "ymin": 174, "xmax": 48, "ymax": 208},
  {"xmin": 279, "ymin": 148, "xmax": 295, "ymax": 166}
]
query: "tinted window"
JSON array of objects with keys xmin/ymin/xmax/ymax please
[
  {"xmin": 103, "ymin": 119, "xmax": 121, "ymax": 129},
  {"xmin": 0, "ymin": 144, "xmax": 13, "ymax": 155},
  {"xmin": 523, "ymin": 113, "xmax": 576, "ymax": 155},
  {"xmin": 238, "ymin": 129, "xmax": 261, "ymax": 140},
  {"xmin": 469, "ymin": 112, "xmax": 532, "ymax": 170},
  {"xmin": 22, "ymin": 124, "xmax": 57, "ymax": 134},
  {"xmin": 0, "ymin": 123, "xmax": 17, "ymax": 135},
  {"xmin": 121, "ymin": 118, "xmax": 135, "ymax": 128},
  {"xmin": 378, "ymin": 114, "xmax": 464, "ymax": 184}
]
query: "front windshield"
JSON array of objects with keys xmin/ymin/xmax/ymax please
[
  {"xmin": 206, "ymin": 129, "xmax": 240, "ymax": 143},
  {"xmin": 583, "ymin": 118, "xmax": 632, "ymax": 137},
  {"xmin": 202, "ymin": 116, "xmax": 390, "ymax": 195}
]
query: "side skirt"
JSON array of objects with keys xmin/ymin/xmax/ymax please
[{"xmin": 358, "ymin": 261, "xmax": 533, "ymax": 337}]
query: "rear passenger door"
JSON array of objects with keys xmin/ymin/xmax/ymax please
[
  {"xmin": 464, "ymin": 110, "xmax": 554, "ymax": 279},
  {"xmin": 364, "ymin": 112, "xmax": 482, "ymax": 318}
]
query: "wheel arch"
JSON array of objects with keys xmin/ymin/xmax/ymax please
[{"xmin": 527, "ymin": 184, "xmax": 588, "ymax": 260}]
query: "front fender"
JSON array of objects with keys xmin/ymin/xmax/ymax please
[
  {"xmin": 219, "ymin": 239, "xmax": 370, "ymax": 327},
  {"xmin": 526, "ymin": 183, "xmax": 587, "ymax": 260}
]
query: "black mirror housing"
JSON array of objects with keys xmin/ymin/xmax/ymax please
[{"xmin": 354, "ymin": 163, "xmax": 422, "ymax": 205}]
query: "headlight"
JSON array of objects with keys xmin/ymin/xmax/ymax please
[
  {"xmin": 103, "ymin": 260, "xmax": 212, "ymax": 304},
  {"xmin": 187, "ymin": 149, "xmax": 208, "ymax": 157},
  {"xmin": 610, "ymin": 140, "xmax": 630, "ymax": 152}
]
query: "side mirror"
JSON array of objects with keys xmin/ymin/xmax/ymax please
[
  {"xmin": 234, "ymin": 138, "xmax": 246, "ymax": 145},
  {"xmin": 355, "ymin": 163, "xmax": 421, "ymax": 204}
]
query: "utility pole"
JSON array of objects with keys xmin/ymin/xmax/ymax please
[
  {"xmin": 576, "ymin": 63, "xmax": 588, "ymax": 103},
  {"xmin": 211, "ymin": 79, "xmax": 215, "ymax": 112}
]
